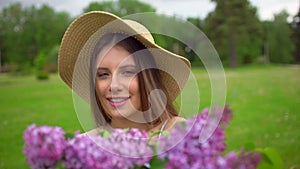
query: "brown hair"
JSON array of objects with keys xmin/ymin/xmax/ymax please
[{"xmin": 90, "ymin": 33, "xmax": 178, "ymax": 129}]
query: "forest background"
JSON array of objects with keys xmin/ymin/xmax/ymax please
[{"xmin": 0, "ymin": 0, "xmax": 299, "ymax": 75}]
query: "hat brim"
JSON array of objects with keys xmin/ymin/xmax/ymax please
[{"xmin": 58, "ymin": 11, "xmax": 191, "ymax": 103}]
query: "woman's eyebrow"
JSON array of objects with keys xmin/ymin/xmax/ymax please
[
  {"xmin": 97, "ymin": 67, "xmax": 109, "ymax": 71},
  {"xmin": 118, "ymin": 64, "xmax": 137, "ymax": 69},
  {"xmin": 97, "ymin": 65, "xmax": 137, "ymax": 70}
]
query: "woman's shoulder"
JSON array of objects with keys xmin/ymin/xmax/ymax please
[
  {"xmin": 84, "ymin": 128, "xmax": 101, "ymax": 136},
  {"xmin": 172, "ymin": 116, "xmax": 186, "ymax": 123},
  {"xmin": 79, "ymin": 128, "xmax": 99, "ymax": 137},
  {"xmin": 82, "ymin": 126, "xmax": 111, "ymax": 137},
  {"xmin": 166, "ymin": 116, "xmax": 186, "ymax": 130}
]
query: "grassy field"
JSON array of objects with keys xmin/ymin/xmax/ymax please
[{"xmin": 0, "ymin": 65, "xmax": 299, "ymax": 168}]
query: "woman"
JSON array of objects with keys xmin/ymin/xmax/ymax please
[{"xmin": 58, "ymin": 11, "xmax": 191, "ymax": 136}]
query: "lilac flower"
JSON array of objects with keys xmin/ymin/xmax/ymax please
[
  {"xmin": 23, "ymin": 124, "xmax": 66, "ymax": 169},
  {"xmin": 101, "ymin": 128, "xmax": 152, "ymax": 167},
  {"xmin": 62, "ymin": 134, "xmax": 110, "ymax": 169},
  {"xmin": 226, "ymin": 150, "xmax": 262, "ymax": 169},
  {"xmin": 62, "ymin": 128, "xmax": 152, "ymax": 169},
  {"xmin": 157, "ymin": 105, "xmax": 261, "ymax": 169},
  {"xmin": 23, "ymin": 105, "xmax": 261, "ymax": 169}
]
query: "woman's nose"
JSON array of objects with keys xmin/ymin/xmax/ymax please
[{"xmin": 109, "ymin": 74, "xmax": 123, "ymax": 93}]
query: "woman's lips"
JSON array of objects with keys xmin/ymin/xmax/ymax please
[{"xmin": 107, "ymin": 97, "xmax": 130, "ymax": 107}]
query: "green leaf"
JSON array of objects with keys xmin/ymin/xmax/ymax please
[
  {"xmin": 150, "ymin": 130, "xmax": 161, "ymax": 137},
  {"xmin": 123, "ymin": 128, "xmax": 130, "ymax": 133},
  {"xmin": 99, "ymin": 130, "xmax": 111, "ymax": 138},
  {"xmin": 256, "ymin": 147, "xmax": 283, "ymax": 169},
  {"xmin": 149, "ymin": 156, "xmax": 167, "ymax": 169},
  {"xmin": 65, "ymin": 132, "xmax": 74, "ymax": 139}
]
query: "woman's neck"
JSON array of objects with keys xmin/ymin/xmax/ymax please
[
  {"xmin": 109, "ymin": 113, "xmax": 173, "ymax": 132},
  {"xmin": 110, "ymin": 118, "xmax": 152, "ymax": 132}
]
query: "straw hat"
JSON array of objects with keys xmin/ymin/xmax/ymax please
[{"xmin": 58, "ymin": 11, "xmax": 191, "ymax": 103}]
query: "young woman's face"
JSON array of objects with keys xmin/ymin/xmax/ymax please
[{"xmin": 95, "ymin": 46, "xmax": 141, "ymax": 121}]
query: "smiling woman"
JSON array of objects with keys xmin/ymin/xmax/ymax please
[
  {"xmin": 58, "ymin": 11, "xmax": 191, "ymax": 136},
  {"xmin": 91, "ymin": 33, "xmax": 176, "ymax": 132}
]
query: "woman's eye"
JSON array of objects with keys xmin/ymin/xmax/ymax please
[
  {"xmin": 97, "ymin": 72, "xmax": 110, "ymax": 78},
  {"xmin": 122, "ymin": 70, "xmax": 136, "ymax": 76}
]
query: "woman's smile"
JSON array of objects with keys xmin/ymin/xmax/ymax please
[{"xmin": 107, "ymin": 97, "xmax": 130, "ymax": 107}]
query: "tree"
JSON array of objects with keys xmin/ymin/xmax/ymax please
[
  {"xmin": 205, "ymin": 0, "xmax": 262, "ymax": 67},
  {"xmin": 261, "ymin": 21, "xmax": 271, "ymax": 64},
  {"xmin": 34, "ymin": 51, "xmax": 49, "ymax": 80},
  {"xmin": 0, "ymin": 3, "xmax": 25, "ymax": 65},
  {"xmin": 292, "ymin": 4, "xmax": 300, "ymax": 63},
  {"xmin": 267, "ymin": 10, "xmax": 294, "ymax": 63},
  {"xmin": 22, "ymin": 4, "xmax": 70, "ymax": 65},
  {"xmin": 83, "ymin": 0, "xmax": 156, "ymax": 16},
  {"xmin": 0, "ymin": 3, "xmax": 70, "ymax": 72},
  {"xmin": 185, "ymin": 17, "xmax": 205, "ymax": 65}
]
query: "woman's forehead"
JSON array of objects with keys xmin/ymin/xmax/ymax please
[{"xmin": 96, "ymin": 46, "xmax": 136, "ymax": 68}]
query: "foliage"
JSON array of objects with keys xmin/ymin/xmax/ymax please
[
  {"xmin": 257, "ymin": 147, "xmax": 283, "ymax": 169},
  {"xmin": 34, "ymin": 52, "xmax": 49, "ymax": 80},
  {"xmin": 0, "ymin": 0, "xmax": 299, "ymax": 73},
  {"xmin": 205, "ymin": 0, "xmax": 262, "ymax": 67},
  {"xmin": 292, "ymin": 8, "xmax": 300, "ymax": 63},
  {"xmin": 0, "ymin": 3, "xmax": 25, "ymax": 65},
  {"xmin": 0, "ymin": 3, "xmax": 70, "ymax": 71},
  {"xmin": 34, "ymin": 52, "xmax": 46, "ymax": 71},
  {"xmin": 264, "ymin": 10, "xmax": 295, "ymax": 63},
  {"xmin": 45, "ymin": 45, "xmax": 59, "ymax": 73},
  {"xmin": 83, "ymin": 0, "xmax": 156, "ymax": 16},
  {"xmin": 36, "ymin": 71, "xmax": 49, "ymax": 80}
]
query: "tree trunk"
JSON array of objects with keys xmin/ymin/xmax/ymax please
[
  {"xmin": 229, "ymin": 31, "xmax": 237, "ymax": 68},
  {"xmin": 264, "ymin": 40, "xmax": 270, "ymax": 64}
]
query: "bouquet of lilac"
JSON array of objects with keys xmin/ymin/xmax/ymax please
[
  {"xmin": 157, "ymin": 105, "xmax": 261, "ymax": 169},
  {"xmin": 23, "ymin": 126, "xmax": 152, "ymax": 169},
  {"xmin": 63, "ymin": 128, "xmax": 152, "ymax": 169},
  {"xmin": 23, "ymin": 105, "xmax": 262, "ymax": 169},
  {"xmin": 23, "ymin": 124, "xmax": 66, "ymax": 169}
]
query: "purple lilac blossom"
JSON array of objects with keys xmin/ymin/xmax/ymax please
[
  {"xmin": 23, "ymin": 124, "xmax": 66, "ymax": 169},
  {"xmin": 107, "ymin": 128, "xmax": 152, "ymax": 165},
  {"xmin": 62, "ymin": 128, "xmax": 152, "ymax": 169},
  {"xmin": 23, "ymin": 105, "xmax": 261, "ymax": 169},
  {"xmin": 157, "ymin": 104, "xmax": 261, "ymax": 169},
  {"xmin": 63, "ymin": 134, "xmax": 110, "ymax": 169}
]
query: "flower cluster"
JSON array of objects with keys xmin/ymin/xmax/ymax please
[
  {"xmin": 105, "ymin": 128, "xmax": 152, "ymax": 166},
  {"xmin": 62, "ymin": 128, "xmax": 152, "ymax": 169},
  {"xmin": 23, "ymin": 105, "xmax": 262, "ymax": 169},
  {"xmin": 157, "ymin": 105, "xmax": 261, "ymax": 169},
  {"xmin": 23, "ymin": 124, "xmax": 66, "ymax": 169},
  {"xmin": 63, "ymin": 134, "xmax": 108, "ymax": 169},
  {"xmin": 23, "ymin": 126, "xmax": 152, "ymax": 169}
]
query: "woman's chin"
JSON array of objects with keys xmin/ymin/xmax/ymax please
[
  {"xmin": 109, "ymin": 109, "xmax": 148, "ymax": 124},
  {"xmin": 109, "ymin": 109, "xmax": 132, "ymax": 120}
]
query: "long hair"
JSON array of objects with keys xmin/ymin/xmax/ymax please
[{"xmin": 90, "ymin": 33, "xmax": 178, "ymax": 129}]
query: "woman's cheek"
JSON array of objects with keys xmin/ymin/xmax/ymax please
[
  {"xmin": 129, "ymin": 76, "xmax": 139, "ymax": 90},
  {"xmin": 96, "ymin": 80, "xmax": 109, "ymax": 96}
]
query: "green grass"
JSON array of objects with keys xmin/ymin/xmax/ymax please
[
  {"xmin": 0, "ymin": 74, "xmax": 82, "ymax": 168},
  {"xmin": 191, "ymin": 65, "xmax": 300, "ymax": 168},
  {"xmin": 0, "ymin": 65, "xmax": 299, "ymax": 168},
  {"xmin": 226, "ymin": 66, "xmax": 300, "ymax": 168}
]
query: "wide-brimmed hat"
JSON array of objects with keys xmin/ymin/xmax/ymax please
[{"xmin": 58, "ymin": 11, "xmax": 191, "ymax": 103}]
